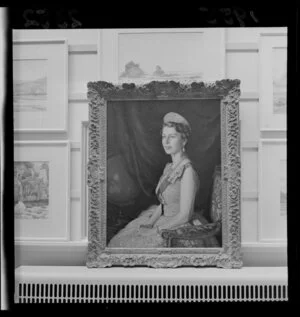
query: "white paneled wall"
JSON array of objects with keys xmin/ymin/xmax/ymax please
[
  {"xmin": 14, "ymin": 28, "xmax": 287, "ymax": 267},
  {"xmin": 69, "ymin": 53, "xmax": 98, "ymax": 93},
  {"xmin": 241, "ymin": 200, "xmax": 259, "ymax": 243},
  {"xmin": 226, "ymin": 51, "xmax": 259, "ymax": 92},
  {"xmin": 69, "ymin": 102, "xmax": 89, "ymax": 140},
  {"xmin": 239, "ymin": 101, "xmax": 259, "ymax": 142},
  {"xmin": 226, "ymin": 27, "xmax": 286, "ymax": 42},
  {"xmin": 225, "ymin": 28, "xmax": 287, "ymax": 260},
  {"xmin": 14, "ymin": 30, "xmax": 97, "ymax": 267},
  {"xmin": 241, "ymin": 150, "xmax": 258, "ymax": 194}
]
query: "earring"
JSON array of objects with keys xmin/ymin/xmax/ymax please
[{"xmin": 182, "ymin": 147, "xmax": 185, "ymax": 153}]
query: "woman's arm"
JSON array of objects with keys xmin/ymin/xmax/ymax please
[
  {"xmin": 140, "ymin": 205, "xmax": 162, "ymax": 228},
  {"xmin": 158, "ymin": 166, "xmax": 197, "ymax": 230},
  {"xmin": 148, "ymin": 204, "xmax": 162, "ymax": 225}
]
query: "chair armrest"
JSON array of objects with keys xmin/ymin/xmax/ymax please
[{"xmin": 161, "ymin": 221, "xmax": 221, "ymax": 247}]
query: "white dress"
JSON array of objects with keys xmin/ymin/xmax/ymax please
[{"xmin": 108, "ymin": 158, "xmax": 198, "ymax": 248}]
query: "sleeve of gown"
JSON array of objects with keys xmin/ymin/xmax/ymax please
[{"xmin": 179, "ymin": 166, "xmax": 198, "ymax": 222}]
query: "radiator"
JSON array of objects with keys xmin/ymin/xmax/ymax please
[{"xmin": 15, "ymin": 266, "xmax": 288, "ymax": 303}]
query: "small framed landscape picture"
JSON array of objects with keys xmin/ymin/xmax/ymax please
[
  {"xmin": 100, "ymin": 28, "xmax": 225, "ymax": 84},
  {"xmin": 280, "ymin": 159, "xmax": 287, "ymax": 217},
  {"xmin": 259, "ymin": 139, "xmax": 287, "ymax": 243},
  {"xmin": 259, "ymin": 32, "xmax": 287, "ymax": 131},
  {"xmin": 13, "ymin": 39, "xmax": 68, "ymax": 133},
  {"xmin": 14, "ymin": 141, "xmax": 70, "ymax": 241},
  {"xmin": 87, "ymin": 80, "xmax": 242, "ymax": 268}
]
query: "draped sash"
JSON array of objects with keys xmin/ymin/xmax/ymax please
[{"xmin": 155, "ymin": 158, "xmax": 190, "ymax": 205}]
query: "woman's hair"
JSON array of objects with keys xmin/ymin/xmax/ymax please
[{"xmin": 161, "ymin": 121, "xmax": 191, "ymax": 142}]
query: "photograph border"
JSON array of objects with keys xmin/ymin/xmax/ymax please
[{"xmin": 87, "ymin": 80, "xmax": 242, "ymax": 268}]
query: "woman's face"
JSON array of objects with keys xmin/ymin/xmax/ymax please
[{"xmin": 162, "ymin": 126, "xmax": 186, "ymax": 155}]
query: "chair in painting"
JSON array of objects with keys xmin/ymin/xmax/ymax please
[{"xmin": 161, "ymin": 165, "xmax": 222, "ymax": 248}]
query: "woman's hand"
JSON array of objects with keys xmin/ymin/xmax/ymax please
[
  {"xmin": 156, "ymin": 225, "xmax": 164, "ymax": 234},
  {"xmin": 139, "ymin": 223, "xmax": 153, "ymax": 229}
]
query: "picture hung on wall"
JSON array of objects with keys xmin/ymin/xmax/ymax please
[
  {"xmin": 13, "ymin": 60, "xmax": 48, "ymax": 112},
  {"xmin": 87, "ymin": 79, "xmax": 242, "ymax": 268},
  {"xmin": 14, "ymin": 141, "xmax": 70, "ymax": 241},
  {"xmin": 280, "ymin": 159, "xmax": 287, "ymax": 216},
  {"xmin": 272, "ymin": 47, "xmax": 287, "ymax": 115},
  {"xmin": 13, "ymin": 39, "xmax": 68, "ymax": 133},
  {"xmin": 259, "ymin": 31, "xmax": 287, "ymax": 130},
  {"xmin": 118, "ymin": 32, "xmax": 205, "ymax": 85},
  {"xmin": 14, "ymin": 161, "xmax": 49, "ymax": 220},
  {"xmin": 259, "ymin": 140, "xmax": 287, "ymax": 243}
]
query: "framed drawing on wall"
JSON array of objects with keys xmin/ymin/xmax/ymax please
[
  {"xmin": 258, "ymin": 139, "xmax": 287, "ymax": 243},
  {"xmin": 99, "ymin": 28, "xmax": 225, "ymax": 84},
  {"xmin": 13, "ymin": 39, "xmax": 68, "ymax": 133},
  {"xmin": 14, "ymin": 141, "xmax": 70, "ymax": 241},
  {"xmin": 259, "ymin": 32, "xmax": 287, "ymax": 131},
  {"xmin": 87, "ymin": 79, "xmax": 242, "ymax": 268}
]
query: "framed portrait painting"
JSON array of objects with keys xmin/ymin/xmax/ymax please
[
  {"xmin": 13, "ymin": 39, "xmax": 68, "ymax": 133},
  {"xmin": 87, "ymin": 80, "xmax": 242, "ymax": 268}
]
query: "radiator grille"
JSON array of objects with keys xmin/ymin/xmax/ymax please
[{"xmin": 16, "ymin": 283, "xmax": 288, "ymax": 303}]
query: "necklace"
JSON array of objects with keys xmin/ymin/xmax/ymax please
[{"xmin": 171, "ymin": 155, "xmax": 187, "ymax": 170}]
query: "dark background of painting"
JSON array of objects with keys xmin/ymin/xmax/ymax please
[{"xmin": 106, "ymin": 99, "xmax": 221, "ymax": 243}]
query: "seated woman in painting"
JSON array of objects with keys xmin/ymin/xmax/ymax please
[{"xmin": 108, "ymin": 112, "xmax": 219, "ymax": 248}]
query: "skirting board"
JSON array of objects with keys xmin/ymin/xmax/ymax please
[{"xmin": 14, "ymin": 241, "xmax": 287, "ymax": 268}]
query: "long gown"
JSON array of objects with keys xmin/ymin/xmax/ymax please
[{"xmin": 108, "ymin": 157, "xmax": 219, "ymax": 248}]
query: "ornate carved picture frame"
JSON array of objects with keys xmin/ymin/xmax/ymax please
[{"xmin": 87, "ymin": 80, "xmax": 242, "ymax": 268}]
